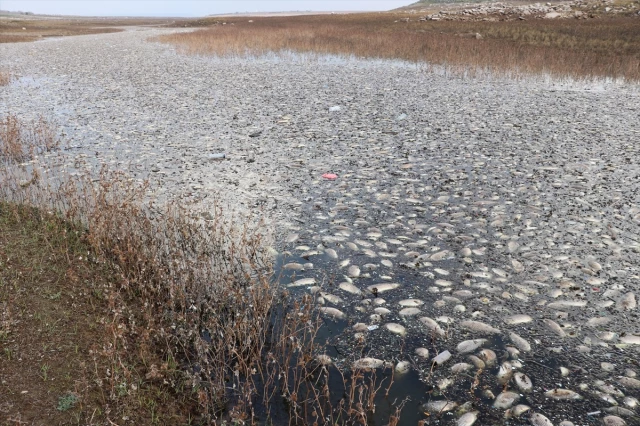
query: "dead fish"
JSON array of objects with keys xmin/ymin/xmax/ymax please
[
  {"xmin": 352, "ymin": 323, "xmax": 368, "ymax": 332},
  {"xmin": 456, "ymin": 339, "xmax": 487, "ymax": 354},
  {"xmin": 506, "ymin": 346, "xmax": 520, "ymax": 359},
  {"xmin": 542, "ymin": 319, "xmax": 566, "ymax": 337},
  {"xmin": 509, "ymin": 332, "xmax": 532, "ymax": 352},
  {"xmin": 544, "ymin": 388, "xmax": 582, "ymax": 400},
  {"xmin": 423, "ymin": 400, "xmax": 458, "ymax": 413},
  {"xmin": 384, "ymin": 323, "xmax": 406, "ymax": 336},
  {"xmin": 352, "ymin": 357, "xmax": 389, "ymax": 369},
  {"xmin": 374, "ymin": 307, "xmax": 391, "ymax": 316},
  {"xmin": 381, "ymin": 259, "xmax": 393, "ymax": 268},
  {"xmin": 468, "ymin": 355, "xmax": 485, "ymax": 369},
  {"xmin": 497, "ymin": 361, "xmax": 514, "ymax": 384},
  {"xmin": 288, "ymin": 277, "xmax": 316, "ymax": 287},
  {"xmin": 457, "ymin": 411, "xmax": 478, "ymax": 426},
  {"xmin": 451, "ymin": 362, "xmax": 473, "ymax": 373},
  {"xmin": 320, "ymin": 292, "xmax": 343, "ymax": 305},
  {"xmin": 602, "ymin": 416, "xmax": 627, "ymax": 426},
  {"xmin": 588, "ymin": 260, "xmax": 602, "ymax": 271},
  {"xmin": 346, "ymin": 242, "xmax": 359, "ymax": 251},
  {"xmin": 366, "ymin": 283, "xmax": 400, "ymax": 294},
  {"xmin": 470, "ymin": 271, "xmax": 492, "ymax": 279},
  {"xmin": 472, "ymin": 247, "xmax": 486, "ymax": 256},
  {"xmin": 548, "ymin": 289, "xmax": 563, "ymax": 298},
  {"xmin": 595, "ymin": 390, "xmax": 618, "ymax": 405},
  {"xmin": 338, "ymin": 282, "xmax": 361, "ymax": 295},
  {"xmin": 362, "ymin": 249, "xmax": 377, "ymax": 257},
  {"xmin": 301, "ymin": 250, "xmax": 319, "ymax": 258},
  {"xmin": 419, "ymin": 317, "xmax": 446, "ymax": 337},
  {"xmin": 482, "ymin": 389, "xmax": 495, "ymax": 400},
  {"xmin": 431, "ymin": 250, "xmax": 450, "ymax": 261},
  {"xmin": 514, "ymin": 372, "xmax": 533, "ymax": 392},
  {"xmin": 547, "ymin": 300, "xmax": 588, "ymax": 309},
  {"xmin": 460, "ymin": 247, "xmax": 472, "ymax": 257},
  {"xmin": 283, "ymin": 262, "xmax": 304, "ymax": 270},
  {"xmin": 504, "ymin": 314, "xmax": 533, "ymax": 325},
  {"xmin": 347, "ymin": 264, "xmax": 360, "ymax": 278},
  {"xmin": 399, "ymin": 298, "xmax": 424, "ymax": 307},
  {"xmin": 460, "ymin": 320, "xmax": 501, "ymax": 334},
  {"xmin": 477, "ymin": 349, "xmax": 497, "ymax": 366},
  {"xmin": 493, "ymin": 391, "xmax": 520, "ymax": 409},
  {"xmin": 618, "ymin": 377, "xmax": 640, "ymax": 389},
  {"xmin": 453, "ymin": 290, "xmax": 473, "ymax": 298},
  {"xmin": 619, "ymin": 335, "xmax": 640, "ymax": 345},
  {"xmin": 512, "ymin": 259, "xmax": 525, "ymax": 273},
  {"xmin": 286, "ymin": 233, "xmax": 299, "ymax": 243},
  {"xmin": 586, "ymin": 316, "xmax": 611, "ymax": 327},
  {"xmin": 415, "ymin": 347, "xmax": 429, "ymax": 358},
  {"xmin": 623, "ymin": 396, "xmax": 638, "ymax": 408},
  {"xmin": 588, "ymin": 277, "xmax": 607, "ymax": 285},
  {"xmin": 530, "ymin": 413, "xmax": 554, "ymax": 426},
  {"xmin": 395, "ymin": 360, "xmax": 411, "ymax": 374},
  {"xmin": 595, "ymin": 381, "xmax": 624, "ymax": 397},
  {"xmin": 399, "ymin": 307, "xmax": 421, "ymax": 317},
  {"xmin": 504, "ymin": 404, "xmax": 530, "ymax": 418},
  {"xmin": 318, "ymin": 307, "xmax": 346, "ymax": 320}
]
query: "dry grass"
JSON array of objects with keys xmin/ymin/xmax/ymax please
[
  {"xmin": 0, "ymin": 113, "xmax": 404, "ymax": 425},
  {"xmin": 159, "ymin": 13, "xmax": 640, "ymax": 81},
  {"xmin": 0, "ymin": 70, "xmax": 10, "ymax": 85},
  {"xmin": 0, "ymin": 203, "xmax": 198, "ymax": 425},
  {"xmin": 0, "ymin": 17, "xmax": 176, "ymax": 43},
  {"xmin": 0, "ymin": 114, "xmax": 58, "ymax": 161}
]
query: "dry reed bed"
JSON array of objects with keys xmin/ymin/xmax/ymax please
[
  {"xmin": 0, "ymin": 113, "xmax": 402, "ymax": 424},
  {"xmin": 0, "ymin": 17, "xmax": 175, "ymax": 44},
  {"xmin": 159, "ymin": 14, "xmax": 640, "ymax": 81},
  {"xmin": 0, "ymin": 70, "xmax": 10, "ymax": 85}
]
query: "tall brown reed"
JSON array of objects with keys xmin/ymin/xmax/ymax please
[{"xmin": 158, "ymin": 14, "xmax": 640, "ymax": 82}]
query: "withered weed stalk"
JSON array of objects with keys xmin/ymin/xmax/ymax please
[{"xmin": 0, "ymin": 113, "xmax": 402, "ymax": 424}]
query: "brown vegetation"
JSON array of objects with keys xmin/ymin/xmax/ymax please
[
  {"xmin": 0, "ymin": 17, "xmax": 175, "ymax": 43},
  {"xmin": 0, "ymin": 113, "xmax": 403, "ymax": 425},
  {"xmin": 0, "ymin": 72, "xmax": 10, "ymax": 87},
  {"xmin": 0, "ymin": 70, "xmax": 10, "ymax": 86},
  {"xmin": 159, "ymin": 13, "xmax": 640, "ymax": 81}
]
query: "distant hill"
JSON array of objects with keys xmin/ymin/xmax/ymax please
[{"xmin": 404, "ymin": 0, "xmax": 495, "ymax": 5}]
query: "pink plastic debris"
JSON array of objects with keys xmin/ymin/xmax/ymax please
[{"xmin": 322, "ymin": 173, "xmax": 338, "ymax": 180}]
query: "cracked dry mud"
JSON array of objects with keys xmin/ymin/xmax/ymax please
[{"xmin": 2, "ymin": 27, "xmax": 640, "ymax": 426}]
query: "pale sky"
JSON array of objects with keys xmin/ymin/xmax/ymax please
[{"xmin": 1, "ymin": 1, "xmax": 415, "ymax": 17}]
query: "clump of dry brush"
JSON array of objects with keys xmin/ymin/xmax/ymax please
[
  {"xmin": 0, "ymin": 71, "xmax": 11, "ymax": 86},
  {"xmin": 0, "ymin": 113, "xmax": 402, "ymax": 425}
]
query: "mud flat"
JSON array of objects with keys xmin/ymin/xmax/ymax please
[{"xmin": 1, "ymin": 27, "xmax": 640, "ymax": 425}]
